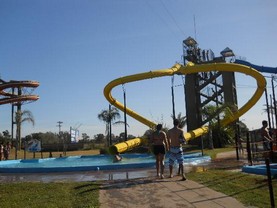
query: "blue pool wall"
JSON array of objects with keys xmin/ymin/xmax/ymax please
[
  {"xmin": 242, "ymin": 164, "xmax": 277, "ymax": 176},
  {"xmin": 0, "ymin": 152, "xmax": 210, "ymax": 173}
]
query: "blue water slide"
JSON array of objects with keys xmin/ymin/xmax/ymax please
[{"xmin": 235, "ymin": 59, "xmax": 277, "ymax": 74}]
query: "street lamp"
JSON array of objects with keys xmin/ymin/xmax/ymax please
[
  {"xmin": 183, "ymin": 36, "xmax": 197, "ymax": 47},
  {"xmin": 183, "ymin": 36, "xmax": 198, "ymax": 63},
  {"xmin": 220, "ymin": 47, "xmax": 235, "ymax": 58}
]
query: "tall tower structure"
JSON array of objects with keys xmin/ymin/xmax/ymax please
[
  {"xmin": 182, "ymin": 37, "xmax": 237, "ymax": 144},
  {"xmin": 183, "ymin": 37, "xmax": 201, "ymax": 132}
]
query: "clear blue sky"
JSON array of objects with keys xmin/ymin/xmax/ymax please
[{"xmin": 0, "ymin": 0, "xmax": 276, "ymax": 138}]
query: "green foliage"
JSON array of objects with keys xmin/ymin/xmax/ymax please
[
  {"xmin": 211, "ymin": 126, "xmax": 234, "ymax": 148},
  {"xmin": 28, "ymin": 132, "xmax": 59, "ymax": 144},
  {"xmin": 2, "ymin": 130, "xmax": 11, "ymax": 138},
  {"xmin": 98, "ymin": 106, "xmax": 127, "ymax": 146},
  {"xmin": 80, "ymin": 133, "xmax": 90, "ymax": 143},
  {"xmin": 97, "ymin": 106, "xmax": 121, "ymax": 135},
  {"xmin": 0, "ymin": 182, "xmax": 99, "ymax": 208},
  {"xmin": 171, "ymin": 112, "xmax": 187, "ymax": 129},
  {"xmin": 13, "ymin": 109, "xmax": 35, "ymax": 150},
  {"xmin": 99, "ymin": 148, "xmax": 109, "ymax": 154},
  {"xmin": 15, "ymin": 110, "xmax": 35, "ymax": 126},
  {"xmin": 0, "ymin": 130, "xmax": 11, "ymax": 144},
  {"xmin": 201, "ymin": 104, "xmax": 239, "ymax": 148},
  {"xmin": 93, "ymin": 134, "xmax": 105, "ymax": 144}
]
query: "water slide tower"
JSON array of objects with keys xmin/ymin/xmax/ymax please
[{"xmin": 183, "ymin": 37, "xmax": 238, "ymax": 144}]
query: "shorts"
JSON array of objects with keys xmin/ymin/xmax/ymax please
[
  {"xmin": 153, "ymin": 145, "xmax": 166, "ymax": 155},
  {"xmin": 168, "ymin": 146, "xmax": 184, "ymax": 166}
]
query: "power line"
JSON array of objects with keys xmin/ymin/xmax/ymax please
[
  {"xmin": 236, "ymin": 84, "xmax": 260, "ymax": 89},
  {"xmin": 145, "ymin": 1, "xmax": 183, "ymax": 39},
  {"xmin": 159, "ymin": 0, "xmax": 186, "ymax": 36}
]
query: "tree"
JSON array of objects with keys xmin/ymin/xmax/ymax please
[
  {"xmin": 0, "ymin": 130, "xmax": 11, "ymax": 144},
  {"xmin": 2, "ymin": 130, "xmax": 11, "ymax": 139},
  {"xmin": 262, "ymin": 103, "xmax": 276, "ymax": 128},
  {"xmin": 97, "ymin": 106, "xmax": 125, "ymax": 146},
  {"xmin": 117, "ymin": 132, "xmax": 136, "ymax": 143},
  {"xmin": 78, "ymin": 133, "xmax": 90, "ymax": 143},
  {"xmin": 15, "ymin": 109, "xmax": 35, "ymax": 152},
  {"xmin": 27, "ymin": 132, "xmax": 59, "ymax": 144},
  {"xmin": 94, "ymin": 134, "xmax": 105, "ymax": 143},
  {"xmin": 118, "ymin": 132, "xmax": 126, "ymax": 143},
  {"xmin": 201, "ymin": 104, "xmax": 235, "ymax": 148},
  {"xmin": 171, "ymin": 112, "xmax": 187, "ymax": 129}
]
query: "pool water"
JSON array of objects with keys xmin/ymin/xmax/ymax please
[{"xmin": 0, "ymin": 152, "xmax": 211, "ymax": 173}]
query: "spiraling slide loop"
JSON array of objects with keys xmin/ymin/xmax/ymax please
[
  {"xmin": 104, "ymin": 63, "xmax": 266, "ymax": 154},
  {"xmin": 0, "ymin": 80, "xmax": 39, "ymax": 105}
]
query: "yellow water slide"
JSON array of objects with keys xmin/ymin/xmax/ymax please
[{"xmin": 104, "ymin": 62, "xmax": 266, "ymax": 154}]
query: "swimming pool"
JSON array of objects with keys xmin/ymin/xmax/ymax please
[{"xmin": 0, "ymin": 152, "xmax": 211, "ymax": 173}]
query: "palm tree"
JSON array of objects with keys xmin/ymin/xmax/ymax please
[
  {"xmin": 171, "ymin": 112, "xmax": 187, "ymax": 129},
  {"xmin": 98, "ymin": 106, "xmax": 125, "ymax": 146},
  {"xmin": 15, "ymin": 109, "xmax": 35, "ymax": 158},
  {"xmin": 201, "ymin": 104, "xmax": 235, "ymax": 148},
  {"xmin": 262, "ymin": 104, "xmax": 276, "ymax": 128}
]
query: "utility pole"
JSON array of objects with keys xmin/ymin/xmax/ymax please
[
  {"xmin": 171, "ymin": 76, "xmax": 176, "ymax": 121},
  {"xmin": 57, "ymin": 121, "xmax": 64, "ymax": 156},
  {"xmin": 123, "ymin": 87, "xmax": 128, "ymax": 142},
  {"xmin": 57, "ymin": 121, "xmax": 63, "ymax": 133},
  {"xmin": 109, "ymin": 104, "xmax": 112, "ymax": 146}
]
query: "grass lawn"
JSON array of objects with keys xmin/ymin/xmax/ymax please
[
  {"xmin": 0, "ymin": 182, "xmax": 100, "ymax": 208},
  {"xmin": 187, "ymin": 147, "xmax": 277, "ymax": 208},
  {"xmin": 187, "ymin": 169, "xmax": 276, "ymax": 208},
  {"xmin": 1, "ymin": 149, "xmax": 101, "ymax": 208}
]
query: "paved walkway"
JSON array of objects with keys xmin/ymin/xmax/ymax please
[
  {"xmin": 99, "ymin": 151, "xmax": 249, "ymax": 208},
  {"xmin": 99, "ymin": 175, "xmax": 247, "ymax": 208}
]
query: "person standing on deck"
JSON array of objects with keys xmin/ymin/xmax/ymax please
[
  {"xmin": 151, "ymin": 124, "xmax": 169, "ymax": 179},
  {"xmin": 261, "ymin": 120, "xmax": 273, "ymax": 151},
  {"xmin": 167, "ymin": 119, "xmax": 186, "ymax": 180}
]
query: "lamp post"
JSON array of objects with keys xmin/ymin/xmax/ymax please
[
  {"xmin": 183, "ymin": 36, "xmax": 197, "ymax": 47},
  {"xmin": 183, "ymin": 36, "xmax": 198, "ymax": 63},
  {"xmin": 220, "ymin": 47, "xmax": 235, "ymax": 61}
]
